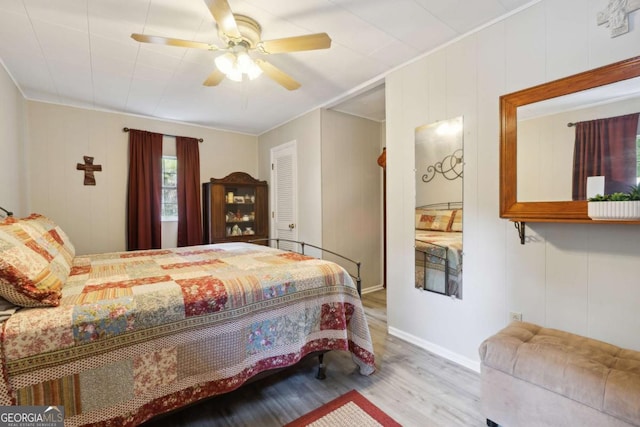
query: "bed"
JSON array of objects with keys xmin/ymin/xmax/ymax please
[
  {"xmin": 414, "ymin": 203, "xmax": 463, "ymax": 298},
  {"xmin": 0, "ymin": 213, "xmax": 375, "ymax": 426}
]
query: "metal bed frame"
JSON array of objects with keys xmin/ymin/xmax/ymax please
[{"xmin": 249, "ymin": 238, "xmax": 362, "ymax": 296}]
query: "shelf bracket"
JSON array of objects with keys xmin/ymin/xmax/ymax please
[{"xmin": 514, "ymin": 221, "xmax": 526, "ymax": 245}]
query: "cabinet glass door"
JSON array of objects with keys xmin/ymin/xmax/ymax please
[{"xmin": 224, "ymin": 186, "xmax": 257, "ymax": 237}]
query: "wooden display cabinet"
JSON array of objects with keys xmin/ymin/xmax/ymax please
[{"xmin": 202, "ymin": 172, "xmax": 268, "ymax": 244}]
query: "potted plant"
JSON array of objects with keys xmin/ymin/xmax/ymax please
[{"xmin": 587, "ymin": 183, "xmax": 640, "ymax": 220}]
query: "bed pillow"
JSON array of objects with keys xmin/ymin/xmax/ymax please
[
  {"xmin": 415, "ymin": 209, "xmax": 456, "ymax": 232},
  {"xmin": 450, "ymin": 209, "xmax": 462, "ymax": 232},
  {"xmin": 0, "ymin": 214, "xmax": 72, "ymax": 307},
  {"xmin": 19, "ymin": 213, "xmax": 76, "ymax": 263}
]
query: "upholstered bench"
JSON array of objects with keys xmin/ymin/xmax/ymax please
[{"xmin": 479, "ymin": 321, "xmax": 640, "ymax": 427}]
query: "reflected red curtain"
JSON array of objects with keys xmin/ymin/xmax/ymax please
[
  {"xmin": 127, "ymin": 130, "xmax": 163, "ymax": 250},
  {"xmin": 572, "ymin": 113, "xmax": 639, "ymax": 200},
  {"xmin": 176, "ymin": 137, "xmax": 202, "ymax": 247}
]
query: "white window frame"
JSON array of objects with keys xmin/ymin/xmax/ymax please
[{"xmin": 161, "ymin": 155, "xmax": 178, "ymax": 222}]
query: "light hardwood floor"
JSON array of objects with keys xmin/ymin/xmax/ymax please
[{"xmin": 143, "ymin": 289, "xmax": 485, "ymax": 427}]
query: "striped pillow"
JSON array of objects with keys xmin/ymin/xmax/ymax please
[
  {"xmin": 20, "ymin": 213, "xmax": 75, "ymax": 263},
  {"xmin": 415, "ymin": 209, "xmax": 455, "ymax": 232}
]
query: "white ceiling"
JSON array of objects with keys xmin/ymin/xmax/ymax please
[{"xmin": 0, "ymin": 0, "xmax": 534, "ymax": 135}]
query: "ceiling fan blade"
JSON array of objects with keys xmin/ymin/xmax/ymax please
[
  {"xmin": 255, "ymin": 59, "xmax": 301, "ymax": 91},
  {"xmin": 131, "ymin": 33, "xmax": 218, "ymax": 50},
  {"xmin": 259, "ymin": 33, "xmax": 331, "ymax": 54},
  {"xmin": 206, "ymin": 0, "xmax": 242, "ymax": 40},
  {"xmin": 203, "ymin": 69, "xmax": 226, "ymax": 86}
]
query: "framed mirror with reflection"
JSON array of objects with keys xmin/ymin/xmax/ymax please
[
  {"xmin": 500, "ymin": 55, "xmax": 640, "ymax": 223},
  {"xmin": 414, "ymin": 116, "xmax": 464, "ymax": 298}
]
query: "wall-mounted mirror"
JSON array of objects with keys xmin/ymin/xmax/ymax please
[
  {"xmin": 414, "ymin": 116, "xmax": 463, "ymax": 298},
  {"xmin": 500, "ymin": 55, "xmax": 640, "ymax": 222}
]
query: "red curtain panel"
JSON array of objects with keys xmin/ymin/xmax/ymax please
[
  {"xmin": 127, "ymin": 129, "xmax": 163, "ymax": 250},
  {"xmin": 176, "ymin": 136, "xmax": 202, "ymax": 247},
  {"xmin": 572, "ymin": 112, "xmax": 639, "ymax": 200}
]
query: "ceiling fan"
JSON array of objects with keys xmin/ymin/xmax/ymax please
[{"xmin": 131, "ymin": 0, "xmax": 331, "ymax": 90}]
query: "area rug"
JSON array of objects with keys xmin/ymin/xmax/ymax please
[{"xmin": 285, "ymin": 390, "xmax": 402, "ymax": 427}]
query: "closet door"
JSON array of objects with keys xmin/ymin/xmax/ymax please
[{"xmin": 271, "ymin": 141, "xmax": 298, "ymax": 250}]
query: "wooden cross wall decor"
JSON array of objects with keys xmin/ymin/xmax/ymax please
[
  {"xmin": 76, "ymin": 156, "xmax": 102, "ymax": 185},
  {"xmin": 597, "ymin": 0, "xmax": 640, "ymax": 37}
]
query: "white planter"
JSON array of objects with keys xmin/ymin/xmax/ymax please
[{"xmin": 587, "ymin": 201, "xmax": 640, "ymax": 220}]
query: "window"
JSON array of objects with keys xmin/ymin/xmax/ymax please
[{"xmin": 162, "ymin": 156, "xmax": 178, "ymax": 220}]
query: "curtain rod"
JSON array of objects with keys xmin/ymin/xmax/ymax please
[
  {"xmin": 123, "ymin": 127, "xmax": 203, "ymax": 143},
  {"xmin": 567, "ymin": 122, "xmax": 577, "ymax": 127}
]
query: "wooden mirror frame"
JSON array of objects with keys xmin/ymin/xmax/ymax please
[{"xmin": 499, "ymin": 55, "xmax": 640, "ymax": 223}]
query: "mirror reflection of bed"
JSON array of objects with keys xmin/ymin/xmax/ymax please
[{"xmin": 414, "ymin": 116, "xmax": 463, "ymax": 298}]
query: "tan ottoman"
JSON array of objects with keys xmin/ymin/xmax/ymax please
[{"xmin": 479, "ymin": 321, "xmax": 640, "ymax": 427}]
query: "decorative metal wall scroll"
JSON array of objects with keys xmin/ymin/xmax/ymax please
[{"xmin": 422, "ymin": 149, "xmax": 463, "ymax": 183}]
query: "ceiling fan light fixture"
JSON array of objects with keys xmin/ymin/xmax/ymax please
[
  {"xmin": 246, "ymin": 61, "xmax": 262, "ymax": 80},
  {"xmin": 215, "ymin": 50, "xmax": 262, "ymax": 82},
  {"xmin": 236, "ymin": 52, "xmax": 252, "ymax": 72},
  {"xmin": 215, "ymin": 52, "xmax": 236, "ymax": 75},
  {"xmin": 236, "ymin": 51, "xmax": 262, "ymax": 80},
  {"xmin": 226, "ymin": 67, "xmax": 243, "ymax": 82}
]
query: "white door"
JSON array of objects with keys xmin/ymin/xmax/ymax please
[{"xmin": 270, "ymin": 141, "xmax": 298, "ymax": 250}]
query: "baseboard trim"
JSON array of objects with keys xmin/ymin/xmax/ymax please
[
  {"xmin": 361, "ymin": 284, "xmax": 384, "ymax": 295},
  {"xmin": 388, "ymin": 326, "xmax": 480, "ymax": 373}
]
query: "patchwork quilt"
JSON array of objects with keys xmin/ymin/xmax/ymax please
[{"xmin": 0, "ymin": 242, "xmax": 375, "ymax": 426}]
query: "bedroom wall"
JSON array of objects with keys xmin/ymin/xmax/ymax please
[
  {"xmin": 321, "ymin": 109, "xmax": 383, "ymax": 290},
  {"xmin": 26, "ymin": 101, "xmax": 258, "ymax": 255},
  {"xmin": 0, "ymin": 62, "xmax": 27, "ymax": 217},
  {"xmin": 257, "ymin": 110, "xmax": 323, "ymax": 257},
  {"xmin": 386, "ymin": 0, "xmax": 640, "ymax": 370},
  {"xmin": 257, "ymin": 109, "xmax": 384, "ymax": 291}
]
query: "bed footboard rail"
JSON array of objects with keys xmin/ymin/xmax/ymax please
[{"xmin": 249, "ymin": 238, "xmax": 362, "ymax": 296}]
